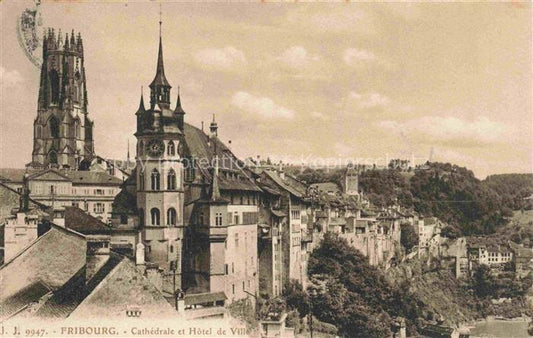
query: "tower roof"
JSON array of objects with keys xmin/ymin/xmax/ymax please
[
  {"xmin": 135, "ymin": 89, "xmax": 146, "ymax": 115},
  {"xmin": 149, "ymin": 35, "xmax": 171, "ymax": 89},
  {"xmin": 173, "ymin": 91, "xmax": 185, "ymax": 115}
]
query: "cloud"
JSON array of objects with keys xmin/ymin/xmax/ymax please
[
  {"xmin": 334, "ymin": 142, "xmax": 353, "ymax": 156},
  {"xmin": 0, "ymin": 67, "xmax": 23, "ymax": 88},
  {"xmin": 231, "ymin": 91, "xmax": 295, "ymax": 119},
  {"xmin": 343, "ymin": 48, "xmax": 376, "ymax": 65},
  {"xmin": 277, "ymin": 46, "xmax": 319, "ymax": 69},
  {"xmin": 348, "ymin": 91, "xmax": 390, "ymax": 109},
  {"xmin": 286, "ymin": 7, "xmax": 376, "ymax": 35},
  {"xmin": 311, "ymin": 111, "xmax": 329, "ymax": 121},
  {"xmin": 194, "ymin": 46, "xmax": 246, "ymax": 71},
  {"xmin": 379, "ymin": 116, "xmax": 510, "ymax": 147}
]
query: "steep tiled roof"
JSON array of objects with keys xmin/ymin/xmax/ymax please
[
  {"xmin": 262, "ymin": 170, "xmax": 307, "ymax": 198},
  {"xmin": 63, "ymin": 171, "xmax": 122, "ymax": 186},
  {"xmin": 183, "ymin": 123, "xmax": 261, "ymax": 192},
  {"xmin": 69, "ymin": 258, "xmax": 176, "ymax": 319},
  {"xmin": 311, "ymin": 182, "xmax": 340, "ymax": 194},
  {"xmin": 64, "ymin": 206, "xmax": 111, "ymax": 234},
  {"xmin": 0, "ymin": 281, "xmax": 52, "ymax": 319},
  {"xmin": 0, "ymin": 168, "xmax": 29, "ymax": 183},
  {"xmin": 0, "ymin": 226, "xmax": 86, "ymax": 319}
]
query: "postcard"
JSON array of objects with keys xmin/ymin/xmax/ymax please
[{"xmin": 0, "ymin": 1, "xmax": 531, "ymax": 337}]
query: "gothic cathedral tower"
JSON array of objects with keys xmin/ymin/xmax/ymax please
[
  {"xmin": 135, "ymin": 18, "xmax": 185, "ymax": 290},
  {"xmin": 31, "ymin": 29, "xmax": 94, "ymax": 169}
]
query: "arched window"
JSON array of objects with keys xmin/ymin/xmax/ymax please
[
  {"xmin": 50, "ymin": 69, "xmax": 60, "ymax": 103},
  {"xmin": 185, "ymin": 157, "xmax": 195, "ymax": 182},
  {"xmin": 139, "ymin": 170, "xmax": 145, "ymax": 191},
  {"xmin": 48, "ymin": 151, "xmax": 58, "ymax": 164},
  {"xmin": 49, "ymin": 117, "xmax": 59, "ymax": 138},
  {"xmin": 138, "ymin": 208, "xmax": 144, "ymax": 226},
  {"xmin": 151, "ymin": 169, "xmax": 160, "ymax": 190},
  {"xmin": 75, "ymin": 120, "xmax": 81, "ymax": 139},
  {"xmin": 167, "ymin": 208, "xmax": 176, "ymax": 226},
  {"xmin": 138, "ymin": 140, "xmax": 144, "ymax": 156},
  {"xmin": 150, "ymin": 208, "xmax": 160, "ymax": 226},
  {"xmin": 167, "ymin": 141, "xmax": 175, "ymax": 156},
  {"xmin": 167, "ymin": 169, "xmax": 176, "ymax": 190}
]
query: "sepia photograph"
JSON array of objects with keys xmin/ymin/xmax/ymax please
[{"xmin": 0, "ymin": 1, "xmax": 531, "ymax": 337}]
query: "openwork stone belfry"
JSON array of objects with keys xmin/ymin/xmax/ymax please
[{"xmin": 31, "ymin": 29, "xmax": 94, "ymax": 169}]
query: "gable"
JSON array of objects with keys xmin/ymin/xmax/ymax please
[
  {"xmin": 28, "ymin": 169, "xmax": 71, "ymax": 182},
  {"xmin": 69, "ymin": 259, "xmax": 176, "ymax": 319}
]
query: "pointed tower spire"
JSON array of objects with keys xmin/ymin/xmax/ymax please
[
  {"xmin": 64, "ymin": 32, "xmax": 70, "ymax": 50},
  {"xmin": 149, "ymin": 4, "xmax": 171, "ymax": 109},
  {"xmin": 70, "ymin": 29, "xmax": 76, "ymax": 46},
  {"xmin": 174, "ymin": 86, "xmax": 185, "ymax": 131},
  {"xmin": 136, "ymin": 86, "xmax": 146, "ymax": 115}
]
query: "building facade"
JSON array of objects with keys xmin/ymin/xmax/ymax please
[
  {"xmin": 134, "ymin": 27, "xmax": 184, "ymax": 293},
  {"xmin": 31, "ymin": 29, "xmax": 94, "ymax": 169}
]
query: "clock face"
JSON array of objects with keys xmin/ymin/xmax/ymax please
[{"xmin": 146, "ymin": 139, "xmax": 165, "ymax": 157}]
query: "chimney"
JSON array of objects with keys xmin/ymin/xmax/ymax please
[
  {"xmin": 86, "ymin": 235, "xmax": 111, "ymax": 282},
  {"xmin": 136, "ymin": 232, "xmax": 145, "ymax": 266}
]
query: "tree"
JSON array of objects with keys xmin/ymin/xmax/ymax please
[
  {"xmin": 308, "ymin": 232, "xmax": 427, "ymax": 337},
  {"xmin": 400, "ymin": 223, "xmax": 418, "ymax": 252},
  {"xmin": 283, "ymin": 279, "xmax": 309, "ymax": 317},
  {"xmin": 472, "ymin": 265, "xmax": 495, "ymax": 298}
]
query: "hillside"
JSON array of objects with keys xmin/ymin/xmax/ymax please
[{"xmin": 291, "ymin": 162, "xmax": 533, "ymax": 236}]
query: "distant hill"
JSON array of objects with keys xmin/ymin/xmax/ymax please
[
  {"xmin": 291, "ymin": 162, "xmax": 532, "ymax": 236},
  {"xmin": 482, "ymin": 174, "xmax": 533, "ymax": 210}
]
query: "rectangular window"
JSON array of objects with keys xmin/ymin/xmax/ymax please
[
  {"xmin": 235, "ymin": 234, "xmax": 239, "ymax": 248},
  {"xmin": 243, "ymin": 281, "xmax": 245, "ymax": 291},
  {"xmin": 215, "ymin": 212, "xmax": 223, "ymax": 226},
  {"xmin": 234, "ymin": 214, "xmax": 240, "ymax": 225},
  {"xmin": 95, "ymin": 189, "xmax": 104, "ymax": 196},
  {"xmin": 242, "ymin": 212, "xmax": 258, "ymax": 225},
  {"xmin": 225, "ymin": 264, "xmax": 228, "ymax": 275},
  {"xmin": 232, "ymin": 284, "xmax": 235, "ymax": 295},
  {"xmin": 93, "ymin": 203, "xmax": 104, "ymax": 214},
  {"xmin": 232, "ymin": 262, "xmax": 234, "ymax": 273}
]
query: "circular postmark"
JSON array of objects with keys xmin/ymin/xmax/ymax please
[{"xmin": 16, "ymin": 0, "xmax": 44, "ymax": 68}]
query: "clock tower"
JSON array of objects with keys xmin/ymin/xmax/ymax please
[{"xmin": 135, "ymin": 17, "xmax": 185, "ymax": 291}]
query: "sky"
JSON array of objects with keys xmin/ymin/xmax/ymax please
[{"xmin": 1, "ymin": 1, "xmax": 531, "ymax": 179}]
